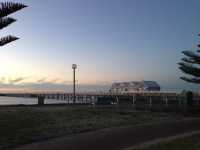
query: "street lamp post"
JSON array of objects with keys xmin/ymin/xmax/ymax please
[{"xmin": 72, "ymin": 64, "xmax": 77, "ymax": 104}]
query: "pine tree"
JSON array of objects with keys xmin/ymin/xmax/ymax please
[
  {"xmin": 0, "ymin": 2, "xmax": 27, "ymax": 46},
  {"xmin": 178, "ymin": 34, "xmax": 200, "ymax": 84}
]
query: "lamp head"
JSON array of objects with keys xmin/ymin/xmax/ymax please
[{"xmin": 72, "ymin": 64, "xmax": 77, "ymax": 69}]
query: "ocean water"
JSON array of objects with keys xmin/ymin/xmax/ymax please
[{"xmin": 0, "ymin": 96, "xmax": 67, "ymax": 105}]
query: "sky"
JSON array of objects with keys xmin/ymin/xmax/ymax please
[{"xmin": 0, "ymin": 0, "xmax": 200, "ymax": 92}]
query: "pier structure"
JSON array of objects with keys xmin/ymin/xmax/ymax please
[{"xmin": 1, "ymin": 92, "xmax": 200, "ymax": 108}]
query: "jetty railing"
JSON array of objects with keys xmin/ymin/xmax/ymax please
[{"xmin": 1, "ymin": 92, "xmax": 200, "ymax": 110}]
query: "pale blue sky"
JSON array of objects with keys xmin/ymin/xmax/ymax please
[{"xmin": 1, "ymin": 0, "xmax": 200, "ymax": 91}]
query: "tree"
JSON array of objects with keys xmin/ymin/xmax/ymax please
[
  {"xmin": 0, "ymin": 2, "xmax": 27, "ymax": 47},
  {"xmin": 178, "ymin": 34, "xmax": 200, "ymax": 84}
]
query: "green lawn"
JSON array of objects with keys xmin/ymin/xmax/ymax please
[
  {"xmin": 0, "ymin": 105, "xmax": 183, "ymax": 149},
  {"xmin": 138, "ymin": 133, "xmax": 200, "ymax": 150}
]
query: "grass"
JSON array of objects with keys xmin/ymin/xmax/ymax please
[
  {"xmin": 0, "ymin": 105, "xmax": 184, "ymax": 149},
  {"xmin": 137, "ymin": 133, "xmax": 200, "ymax": 150}
]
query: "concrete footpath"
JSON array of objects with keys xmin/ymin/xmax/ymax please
[{"xmin": 13, "ymin": 118, "xmax": 200, "ymax": 150}]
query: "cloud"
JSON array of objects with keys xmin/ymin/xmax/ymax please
[
  {"xmin": 33, "ymin": 77, "xmax": 69, "ymax": 84},
  {"xmin": 8, "ymin": 77, "xmax": 28, "ymax": 84},
  {"xmin": 36, "ymin": 78, "xmax": 62, "ymax": 84},
  {"xmin": 37, "ymin": 77, "xmax": 47, "ymax": 83}
]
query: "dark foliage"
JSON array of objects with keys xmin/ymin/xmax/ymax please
[
  {"xmin": 178, "ymin": 35, "xmax": 200, "ymax": 84},
  {"xmin": 0, "ymin": 35, "xmax": 19, "ymax": 46},
  {"xmin": 0, "ymin": 2, "xmax": 27, "ymax": 18},
  {"xmin": 0, "ymin": 17, "xmax": 16, "ymax": 30},
  {"xmin": 0, "ymin": 2, "xmax": 27, "ymax": 46},
  {"xmin": 186, "ymin": 91, "xmax": 193, "ymax": 107}
]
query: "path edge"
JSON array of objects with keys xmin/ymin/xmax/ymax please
[{"xmin": 124, "ymin": 130, "xmax": 200, "ymax": 150}]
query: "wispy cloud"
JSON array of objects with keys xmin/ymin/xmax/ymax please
[
  {"xmin": 0, "ymin": 76, "xmax": 71, "ymax": 85},
  {"xmin": 8, "ymin": 77, "xmax": 28, "ymax": 84},
  {"xmin": 37, "ymin": 77, "xmax": 47, "ymax": 83},
  {"xmin": 36, "ymin": 78, "xmax": 63, "ymax": 84}
]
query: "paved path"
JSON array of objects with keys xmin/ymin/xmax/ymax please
[{"xmin": 13, "ymin": 118, "xmax": 200, "ymax": 150}]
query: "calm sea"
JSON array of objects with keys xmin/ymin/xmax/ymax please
[{"xmin": 0, "ymin": 96, "xmax": 67, "ymax": 105}]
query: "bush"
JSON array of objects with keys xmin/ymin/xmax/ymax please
[{"xmin": 186, "ymin": 91, "xmax": 193, "ymax": 107}]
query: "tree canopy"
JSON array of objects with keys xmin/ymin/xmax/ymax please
[
  {"xmin": 0, "ymin": 2, "xmax": 27, "ymax": 47},
  {"xmin": 178, "ymin": 35, "xmax": 200, "ymax": 84}
]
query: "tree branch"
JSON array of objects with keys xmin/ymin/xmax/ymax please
[
  {"xmin": 178, "ymin": 62, "xmax": 200, "ymax": 77},
  {"xmin": 0, "ymin": 35, "xmax": 19, "ymax": 46},
  {"xmin": 182, "ymin": 51, "xmax": 200, "ymax": 64},
  {"xmin": 0, "ymin": 17, "xmax": 16, "ymax": 30},
  {"xmin": 180, "ymin": 77, "xmax": 200, "ymax": 84},
  {"xmin": 0, "ymin": 2, "xmax": 27, "ymax": 18}
]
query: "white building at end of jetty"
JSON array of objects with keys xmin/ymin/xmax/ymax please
[{"xmin": 110, "ymin": 81, "xmax": 160, "ymax": 93}]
